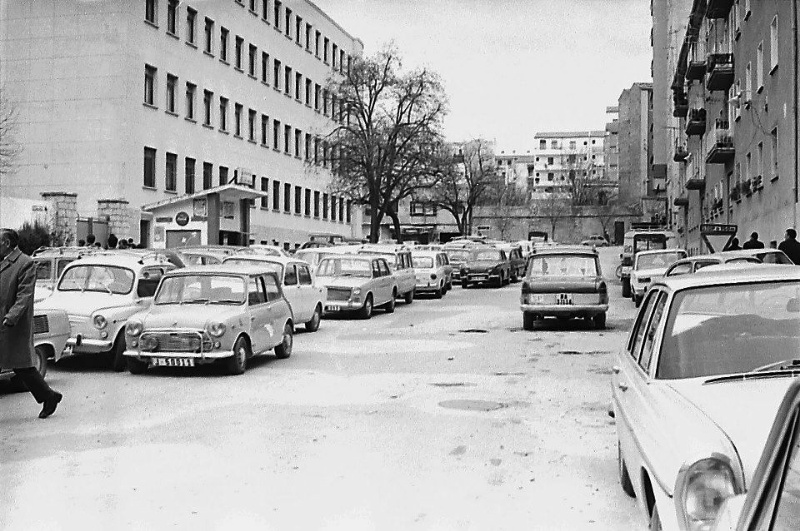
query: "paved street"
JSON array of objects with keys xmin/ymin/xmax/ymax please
[{"xmin": 0, "ymin": 249, "xmax": 641, "ymax": 531}]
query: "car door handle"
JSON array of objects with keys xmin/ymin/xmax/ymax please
[
  {"xmin": 618, "ymin": 382, "xmax": 629, "ymax": 392},
  {"xmin": 612, "ymin": 366, "xmax": 621, "ymax": 374},
  {"xmin": 250, "ymin": 316, "xmax": 256, "ymax": 321}
]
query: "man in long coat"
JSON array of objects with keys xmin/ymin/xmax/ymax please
[{"xmin": 0, "ymin": 228, "xmax": 63, "ymax": 418}]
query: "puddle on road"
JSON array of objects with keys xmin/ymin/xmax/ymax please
[
  {"xmin": 438, "ymin": 399, "xmax": 506, "ymax": 411},
  {"xmin": 459, "ymin": 328, "xmax": 488, "ymax": 334},
  {"xmin": 558, "ymin": 350, "xmax": 612, "ymax": 356},
  {"xmin": 589, "ymin": 366, "xmax": 615, "ymax": 375},
  {"xmin": 429, "ymin": 382, "xmax": 477, "ymax": 388}
]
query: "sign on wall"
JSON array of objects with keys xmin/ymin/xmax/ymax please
[{"xmin": 176, "ymin": 211, "xmax": 190, "ymax": 226}]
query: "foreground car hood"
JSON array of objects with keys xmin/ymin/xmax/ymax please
[
  {"xmin": 39, "ymin": 291, "xmax": 134, "ymax": 315},
  {"xmin": 317, "ymin": 276, "xmax": 372, "ymax": 289},
  {"xmin": 141, "ymin": 304, "xmax": 245, "ymax": 330},
  {"xmin": 667, "ymin": 377, "xmax": 795, "ymax": 486}
]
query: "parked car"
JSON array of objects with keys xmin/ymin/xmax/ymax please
[
  {"xmin": 222, "ymin": 254, "xmax": 323, "ymax": 332},
  {"xmin": 460, "ymin": 247, "xmax": 511, "ymax": 288},
  {"xmin": 581, "ymin": 235, "xmax": 610, "ymax": 247},
  {"xmin": 177, "ymin": 245, "xmax": 242, "ymax": 266},
  {"xmin": 443, "ymin": 247, "xmax": 473, "ymax": 282},
  {"xmin": 495, "ymin": 243, "xmax": 527, "ymax": 282},
  {"xmin": 612, "ymin": 266, "xmax": 800, "ymax": 530},
  {"xmin": 37, "ymin": 252, "xmax": 177, "ymax": 371},
  {"xmin": 726, "ymin": 248, "xmax": 795, "ymax": 265},
  {"xmin": 31, "ymin": 247, "xmax": 91, "ymax": 302},
  {"xmin": 663, "ymin": 250, "xmax": 778, "ymax": 277},
  {"xmin": 520, "ymin": 246, "xmax": 608, "ymax": 330},
  {"xmin": 411, "ymin": 250, "xmax": 452, "ymax": 297},
  {"xmin": 358, "ymin": 244, "xmax": 416, "ymax": 304},
  {"xmin": 123, "ymin": 265, "xmax": 294, "ymax": 375},
  {"xmin": 1, "ymin": 307, "xmax": 69, "ymax": 388},
  {"xmin": 316, "ymin": 254, "xmax": 398, "ymax": 319},
  {"xmin": 620, "ymin": 227, "xmax": 680, "ymax": 298},
  {"xmin": 242, "ymin": 244, "xmax": 290, "ymax": 257},
  {"xmin": 630, "ymin": 249, "xmax": 688, "ymax": 306}
]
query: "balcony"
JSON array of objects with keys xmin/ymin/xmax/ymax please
[
  {"xmin": 673, "ymin": 196, "xmax": 689, "ymax": 207},
  {"xmin": 706, "ymin": 119, "xmax": 734, "ymax": 163},
  {"xmin": 673, "ymin": 143, "xmax": 689, "ymax": 162},
  {"xmin": 685, "ymin": 108, "xmax": 707, "ymax": 136},
  {"xmin": 730, "ymin": 183, "xmax": 741, "ymax": 202},
  {"xmin": 685, "ymin": 168, "xmax": 705, "ymax": 190},
  {"xmin": 706, "ymin": 53, "xmax": 734, "ymax": 91},
  {"xmin": 686, "ymin": 58, "xmax": 706, "ymax": 81},
  {"xmin": 706, "ymin": 0, "xmax": 735, "ymax": 19},
  {"xmin": 673, "ymin": 92, "xmax": 689, "ymax": 118}
]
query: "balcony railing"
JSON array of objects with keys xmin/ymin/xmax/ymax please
[
  {"xmin": 706, "ymin": 119, "xmax": 734, "ymax": 163},
  {"xmin": 730, "ymin": 183, "xmax": 741, "ymax": 201},
  {"xmin": 673, "ymin": 141, "xmax": 689, "ymax": 162},
  {"xmin": 706, "ymin": 0, "xmax": 735, "ymax": 19},
  {"xmin": 706, "ymin": 53, "xmax": 734, "ymax": 91},
  {"xmin": 686, "ymin": 108, "xmax": 707, "ymax": 136},
  {"xmin": 685, "ymin": 162, "xmax": 705, "ymax": 191},
  {"xmin": 673, "ymin": 92, "xmax": 689, "ymax": 118},
  {"xmin": 673, "ymin": 196, "xmax": 689, "ymax": 207}
]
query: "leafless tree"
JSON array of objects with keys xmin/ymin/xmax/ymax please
[
  {"xmin": 485, "ymin": 180, "xmax": 529, "ymax": 240},
  {"xmin": 536, "ymin": 191, "xmax": 572, "ymax": 243},
  {"xmin": 0, "ymin": 87, "xmax": 20, "ymax": 177}
]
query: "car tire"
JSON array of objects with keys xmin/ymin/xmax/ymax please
[
  {"xmin": 358, "ymin": 295, "xmax": 373, "ymax": 319},
  {"xmin": 622, "ymin": 278, "xmax": 631, "ymax": 298},
  {"xmin": 33, "ymin": 345, "xmax": 48, "ymax": 379},
  {"xmin": 461, "ymin": 280, "xmax": 469, "ymax": 289},
  {"xmin": 522, "ymin": 312, "xmax": 535, "ymax": 331},
  {"xmin": 594, "ymin": 313, "xmax": 607, "ymax": 330},
  {"xmin": 305, "ymin": 304, "xmax": 322, "ymax": 332},
  {"xmin": 127, "ymin": 356, "xmax": 148, "ymax": 375},
  {"xmin": 649, "ymin": 504, "xmax": 662, "ymax": 531},
  {"xmin": 404, "ymin": 289, "xmax": 414, "ymax": 305},
  {"xmin": 434, "ymin": 284, "xmax": 443, "ymax": 299},
  {"xmin": 110, "ymin": 333, "xmax": 126, "ymax": 372},
  {"xmin": 494, "ymin": 275, "xmax": 503, "ymax": 288},
  {"xmin": 274, "ymin": 323, "xmax": 293, "ymax": 359},
  {"xmin": 384, "ymin": 291, "xmax": 397, "ymax": 313},
  {"xmin": 226, "ymin": 336, "xmax": 250, "ymax": 375},
  {"xmin": 634, "ymin": 295, "xmax": 642, "ymax": 308},
  {"xmin": 511, "ymin": 270, "xmax": 519, "ymax": 283},
  {"xmin": 618, "ymin": 442, "xmax": 635, "ymax": 497}
]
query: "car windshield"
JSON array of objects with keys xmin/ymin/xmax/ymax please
[
  {"xmin": 317, "ymin": 257, "xmax": 372, "ymax": 277},
  {"xmin": 414, "ymin": 256, "xmax": 434, "ymax": 268},
  {"xmin": 223, "ymin": 259, "xmax": 284, "ymax": 278},
  {"xmin": 658, "ymin": 281, "xmax": 800, "ymax": 379},
  {"xmin": 636, "ymin": 252, "xmax": 684, "ymax": 270},
  {"xmin": 445, "ymin": 250, "xmax": 470, "ymax": 261},
  {"xmin": 473, "ymin": 250, "xmax": 502, "ymax": 261},
  {"xmin": 58, "ymin": 265, "xmax": 135, "ymax": 294},
  {"xmin": 527, "ymin": 255, "xmax": 598, "ymax": 277},
  {"xmin": 633, "ymin": 234, "xmax": 668, "ymax": 253},
  {"xmin": 154, "ymin": 275, "xmax": 246, "ymax": 305}
]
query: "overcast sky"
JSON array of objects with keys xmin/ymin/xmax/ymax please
[{"xmin": 314, "ymin": 0, "xmax": 652, "ymax": 152}]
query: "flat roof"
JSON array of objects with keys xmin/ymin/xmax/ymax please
[
  {"xmin": 534, "ymin": 131, "xmax": 606, "ymax": 139},
  {"xmin": 141, "ymin": 184, "xmax": 268, "ymax": 212}
]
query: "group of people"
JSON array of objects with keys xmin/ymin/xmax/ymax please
[
  {"xmin": 76, "ymin": 233, "xmax": 139, "ymax": 250},
  {"xmin": 723, "ymin": 228, "xmax": 800, "ymax": 264}
]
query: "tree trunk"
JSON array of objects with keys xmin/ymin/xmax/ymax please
[
  {"xmin": 387, "ymin": 208, "xmax": 403, "ymax": 243},
  {"xmin": 369, "ymin": 198, "xmax": 382, "ymax": 243}
]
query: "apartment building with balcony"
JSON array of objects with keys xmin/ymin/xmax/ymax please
[
  {"xmin": 0, "ymin": 0, "xmax": 363, "ymax": 249},
  {"xmin": 666, "ymin": 0, "xmax": 798, "ymax": 253},
  {"xmin": 604, "ymin": 106, "xmax": 620, "ymax": 185}
]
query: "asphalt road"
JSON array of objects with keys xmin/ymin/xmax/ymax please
[{"xmin": 0, "ymin": 247, "xmax": 643, "ymax": 531}]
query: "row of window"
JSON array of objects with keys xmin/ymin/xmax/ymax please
[
  {"xmin": 537, "ymin": 139, "xmax": 599, "ymax": 150},
  {"xmin": 142, "ymin": 147, "xmax": 351, "ymax": 223}
]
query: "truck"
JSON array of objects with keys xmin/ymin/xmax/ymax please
[{"xmin": 619, "ymin": 224, "xmax": 679, "ymax": 298}]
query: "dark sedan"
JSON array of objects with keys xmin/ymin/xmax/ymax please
[{"xmin": 460, "ymin": 248, "xmax": 511, "ymax": 288}]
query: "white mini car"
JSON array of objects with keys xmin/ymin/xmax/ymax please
[{"xmin": 411, "ymin": 250, "xmax": 452, "ymax": 297}]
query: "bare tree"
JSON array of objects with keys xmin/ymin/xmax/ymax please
[
  {"xmin": 323, "ymin": 45, "xmax": 447, "ymax": 243},
  {"xmin": 0, "ymin": 87, "xmax": 20, "ymax": 177},
  {"xmin": 536, "ymin": 191, "xmax": 572, "ymax": 242},
  {"xmin": 485, "ymin": 180, "xmax": 529, "ymax": 240}
]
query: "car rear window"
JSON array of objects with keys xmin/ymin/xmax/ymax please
[
  {"xmin": 527, "ymin": 255, "xmax": 598, "ymax": 277},
  {"xmin": 414, "ymin": 256, "xmax": 434, "ymax": 268}
]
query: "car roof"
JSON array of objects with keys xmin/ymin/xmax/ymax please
[
  {"xmin": 636, "ymin": 249, "xmax": 686, "ymax": 257},
  {"xmin": 32, "ymin": 246, "xmax": 92, "ymax": 258},
  {"xmin": 720, "ymin": 248, "xmax": 788, "ymax": 257},
  {"xmin": 359, "ymin": 243, "xmax": 412, "ymax": 253},
  {"xmin": 222, "ymin": 254, "xmax": 310, "ymax": 266},
  {"xmin": 531, "ymin": 246, "xmax": 598, "ymax": 256},
  {"xmin": 165, "ymin": 264, "xmax": 278, "ymax": 276},
  {"xmin": 652, "ymin": 264, "xmax": 800, "ymax": 291},
  {"xmin": 319, "ymin": 253, "xmax": 381, "ymax": 261},
  {"xmin": 411, "ymin": 250, "xmax": 443, "ymax": 257},
  {"xmin": 64, "ymin": 253, "xmax": 172, "ymax": 269}
]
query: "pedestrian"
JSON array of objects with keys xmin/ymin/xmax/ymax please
[
  {"xmin": 118, "ymin": 239, "xmax": 129, "ymax": 250},
  {"xmin": 742, "ymin": 232, "xmax": 765, "ymax": 249},
  {"xmin": 778, "ymin": 228, "xmax": 800, "ymax": 265},
  {"xmin": 106, "ymin": 233, "xmax": 118, "ymax": 249},
  {"xmin": 86, "ymin": 233, "xmax": 96, "ymax": 246},
  {"xmin": 77, "ymin": 239, "xmax": 86, "ymax": 247},
  {"xmin": 127, "ymin": 238, "xmax": 135, "ymax": 248},
  {"xmin": 0, "ymin": 228, "xmax": 63, "ymax": 419},
  {"xmin": 724, "ymin": 237, "xmax": 741, "ymax": 251}
]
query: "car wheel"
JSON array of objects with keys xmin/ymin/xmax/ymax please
[
  {"xmin": 634, "ymin": 295, "xmax": 642, "ymax": 308},
  {"xmin": 404, "ymin": 289, "xmax": 414, "ymax": 304},
  {"xmin": 618, "ymin": 442, "xmax": 635, "ymax": 497},
  {"xmin": 649, "ymin": 504, "xmax": 662, "ymax": 531},
  {"xmin": 226, "ymin": 336, "xmax": 250, "ymax": 375},
  {"xmin": 33, "ymin": 345, "xmax": 48, "ymax": 379},
  {"xmin": 127, "ymin": 356, "xmax": 148, "ymax": 375},
  {"xmin": 522, "ymin": 312, "xmax": 535, "ymax": 331},
  {"xmin": 384, "ymin": 291, "xmax": 397, "ymax": 313},
  {"xmin": 461, "ymin": 280, "xmax": 469, "ymax": 289},
  {"xmin": 305, "ymin": 304, "xmax": 322, "ymax": 332},
  {"xmin": 594, "ymin": 313, "xmax": 607, "ymax": 330},
  {"xmin": 434, "ymin": 284, "xmax": 443, "ymax": 299},
  {"xmin": 274, "ymin": 323, "xmax": 293, "ymax": 359},
  {"xmin": 622, "ymin": 278, "xmax": 631, "ymax": 298},
  {"xmin": 110, "ymin": 333, "xmax": 126, "ymax": 372},
  {"xmin": 358, "ymin": 295, "xmax": 373, "ymax": 319},
  {"xmin": 511, "ymin": 270, "xmax": 519, "ymax": 283},
  {"xmin": 494, "ymin": 275, "xmax": 503, "ymax": 288}
]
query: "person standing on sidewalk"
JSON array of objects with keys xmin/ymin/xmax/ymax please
[
  {"xmin": 742, "ymin": 232, "xmax": 765, "ymax": 249},
  {"xmin": 778, "ymin": 228, "xmax": 800, "ymax": 265},
  {"xmin": 0, "ymin": 228, "xmax": 63, "ymax": 418}
]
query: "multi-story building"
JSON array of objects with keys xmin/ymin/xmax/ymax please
[
  {"xmin": 0, "ymin": 0, "xmax": 363, "ymax": 249},
  {"xmin": 615, "ymin": 83, "xmax": 655, "ymax": 210},
  {"xmin": 604, "ymin": 106, "xmax": 620, "ymax": 184},
  {"xmin": 666, "ymin": 0, "xmax": 799, "ymax": 253}
]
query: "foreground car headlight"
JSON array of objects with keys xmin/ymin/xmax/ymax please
[
  {"xmin": 676, "ymin": 458, "xmax": 740, "ymax": 531},
  {"xmin": 352, "ymin": 288, "xmax": 361, "ymax": 296},
  {"xmin": 93, "ymin": 314, "xmax": 108, "ymax": 329},
  {"xmin": 126, "ymin": 320, "xmax": 143, "ymax": 337},
  {"xmin": 207, "ymin": 321, "xmax": 227, "ymax": 338}
]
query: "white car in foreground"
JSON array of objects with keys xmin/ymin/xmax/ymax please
[
  {"xmin": 630, "ymin": 249, "xmax": 687, "ymax": 307},
  {"xmin": 612, "ymin": 266, "xmax": 800, "ymax": 530}
]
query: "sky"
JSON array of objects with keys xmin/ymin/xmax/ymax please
[{"xmin": 314, "ymin": 0, "xmax": 653, "ymax": 152}]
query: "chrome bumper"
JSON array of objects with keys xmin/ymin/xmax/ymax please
[
  {"xmin": 123, "ymin": 349, "xmax": 235, "ymax": 361},
  {"xmin": 520, "ymin": 303, "xmax": 608, "ymax": 316},
  {"xmin": 322, "ymin": 300, "xmax": 363, "ymax": 313},
  {"xmin": 66, "ymin": 336, "xmax": 113, "ymax": 354}
]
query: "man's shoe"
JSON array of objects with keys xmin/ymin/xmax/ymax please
[{"xmin": 39, "ymin": 392, "xmax": 62, "ymax": 419}]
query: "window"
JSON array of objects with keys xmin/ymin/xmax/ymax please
[
  {"xmin": 204, "ymin": 18, "xmax": 214, "ymax": 54},
  {"xmin": 304, "ymin": 188, "xmax": 311, "ymax": 216},
  {"xmin": 313, "ymin": 191, "xmax": 320, "ymax": 217},
  {"xmin": 322, "ymin": 193, "xmax": 329, "ymax": 219},
  {"xmin": 165, "ymin": 152, "xmax": 177, "ymax": 191},
  {"xmin": 332, "ymin": 43, "xmax": 338, "ymax": 69},
  {"xmin": 283, "ymin": 182, "xmax": 291, "ymax": 212},
  {"xmin": 166, "ymin": 74, "xmax": 177, "ymax": 112},
  {"xmin": 273, "ymin": 119, "xmax": 280, "ymax": 150},
  {"xmin": 294, "ymin": 129, "xmax": 301, "ymax": 157},
  {"xmin": 284, "ymin": 124, "xmax": 291, "ymax": 153},
  {"xmin": 315, "ymin": 30, "xmax": 321, "ymax": 57},
  {"xmin": 295, "ymin": 16, "xmax": 302, "ymax": 45},
  {"xmin": 627, "ymin": 290, "xmax": 659, "ymax": 360},
  {"xmin": 340, "ymin": 50, "xmax": 345, "ymax": 74},
  {"xmin": 746, "ymin": 152, "xmax": 752, "ymax": 182},
  {"xmin": 248, "ymin": 109, "xmax": 256, "ymax": 142},
  {"xmin": 235, "ymin": 36, "xmax": 244, "ymax": 70},
  {"xmin": 284, "ymin": 66, "xmax": 292, "ymax": 95},
  {"xmin": 143, "ymin": 147, "xmax": 156, "ymax": 188},
  {"xmin": 167, "ymin": 0, "xmax": 178, "ymax": 34},
  {"xmin": 249, "ymin": 0, "xmax": 257, "ymax": 13},
  {"xmin": 261, "ymin": 0, "xmax": 268, "ymax": 21},
  {"xmin": 185, "ymin": 157, "xmax": 195, "ymax": 193},
  {"xmin": 305, "ymin": 23, "xmax": 312, "ymax": 50},
  {"xmin": 330, "ymin": 195, "xmax": 337, "ymax": 221},
  {"xmin": 346, "ymin": 201, "xmax": 351, "ymax": 223},
  {"xmin": 234, "ymin": 104, "xmax": 242, "ymax": 137},
  {"xmin": 185, "ymin": 82, "xmax": 195, "ymax": 119},
  {"xmin": 261, "ymin": 114, "xmax": 268, "ymax": 145},
  {"xmin": 219, "ymin": 97, "xmax": 228, "ymax": 131},
  {"xmin": 756, "ymin": 41, "xmax": 764, "ymax": 91},
  {"xmin": 248, "ymin": 44, "xmax": 257, "ymax": 76},
  {"xmin": 145, "ymin": 0, "xmax": 157, "ymax": 24},
  {"xmin": 639, "ymin": 292, "xmax": 667, "ymax": 372},
  {"xmin": 745, "ymin": 62, "xmax": 752, "ymax": 99},
  {"xmin": 261, "ymin": 52, "xmax": 269, "ymax": 84},
  {"xmin": 203, "ymin": 162, "xmax": 213, "ymax": 190},
  {"xmin": 294, "ymin": 185, "xmax": 302, "ymax": 214},
  {"xmin": 260, "ymin": 177, "xmax": 269, "ymax": 208},
  {"xmin": 305, "ymin": 133, "xmax": 311, "ymax": 161},
  {"xmin": 220, "ymin": 27, "xmax": 229, "ymax": 62},
  {"xmin": 284, "ymin": 265, "xmax": 297, "ymax": 286},
  {"xmin": 757, "ymin": 142, "xmax": 764, "ymax": 178},
  {"xmin": 295, "ymin": 72, "xmax": 302, "ymax": 100},
  {"xmin": 771, "ymin": 128, "xmax": 779, "ymax": 180},
  {"xmin": 539, "ymin": 139, "xmax": 546, "ymax": 149},
  {"xmin": 203, "ymin": 90, "xmax": 212, "ymax": 126},
  {"xmin": 314, "ymin": 84, "xmax": 321, "ymax": 110},
  {"xmin": 314, "ymin": 137, "xmax": 320, "ymax": 164},
  {"xmin": 322, "ymin": 90, "xmax": 328, "ymax": 115},
  {"xmin": 219, "ymin": 166, "xmax": 228, "ymax": 186},
  {"xmin": 273, "ymin": 59, "xmax": 281, "ymax": 90},
  {"xmin": 144, "ymin": 64, "xmax": 156, "ymax": 106},
  {"xmin": 186, "ymin": 8, "xmax": 196, "ymax": 45},
  {"xmin": 339, "ymin": 197, "xmax": 345, "ymax": 222},
  {"xmin": 298, "ymin": 265, "xmax": 312, "ymax": 285},
  {"xmin": 770, "ymin": 16, "xmax": 778, "ymax": 71},
  {"xmin": 248, "ymin": 277, "xmax": 266, "ymax": 305},
  {"xmin": 273, "ymin": 0, "xmax": 281, "ymax": 29},
  {"xmin": 285, "ymin": 7, "xmax": 292, "ymax": 37},
  {"xmin": 323, "ymin": 37, "xmax": 329, "ymax": 63},
  {"xmin": 322, "ymin": 141, "xmax": 328, "ymax": 167},
  {"xmin": 304, "ymin": 78, "xmax": 312, "ymax": 105},
  {"xmin": 272, "ymin": 180, "xmax": 280, "ymax": 210}
]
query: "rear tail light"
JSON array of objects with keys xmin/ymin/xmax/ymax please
[
  {"xmin": 430, "ymin": 274, "xmax": 437, "ymax": 280},
  {"xmin": 521, "ymin": 280, "xmax": 531, "ymax": 293}
]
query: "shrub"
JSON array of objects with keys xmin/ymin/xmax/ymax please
[{"xmin": 16, "ymin": 220, "xmax": 51, "ymax": 255}]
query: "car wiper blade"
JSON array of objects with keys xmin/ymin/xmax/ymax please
[
  {"xmin": 210, "ymin": 299, "xmax": 243, "ymax": 304},
  {"xmin": 704, "ymin": 368, "xmax": 800, "ymax": 385},
  {"xmin": 183, "ymin": 298, "xmax": 210, "ymax": 304},
  {"xmin": 752, "ymin": 359, "xmax": 800, "ymax": 373}
]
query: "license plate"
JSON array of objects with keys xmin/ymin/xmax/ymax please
[
  {"xmin": 325, "ymin": 305, "xmax": 339, "ymax": 312},
  {"xmin": 556, "ymin": 293, "xmax": 573, "ymax": 305},
  {"xmin": 151, "ymin": 357, "xmax": 195, "ymax": 368}
]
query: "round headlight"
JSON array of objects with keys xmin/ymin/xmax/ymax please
[
  {"xmin": 352, "ymin": 288, "xmax": 362, "ymax": 296},
  {"xmin": 678, "ymin": 458, "xmax": 739, "ymax": 531},
  {"xmin": 207, "ymin": 321, "xmax": 227, "ymax": 338},
  {"xmin": 93, "ymin": 314, "xmax": 108, "ymax": 329},
  {"xmin": 126, "ymin": 320, "xmax": 143, "ymax": 337},
  {"xmin": 430, "ymin": 273, "xmax": 437, "ymax": 280}
]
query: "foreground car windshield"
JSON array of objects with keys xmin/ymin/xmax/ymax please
[
  {"xmin": 58, "ymin": 265, "xmax": 135, "ymax": 294},
  {"xmin": 473, "ymin": 250, "xmax": 502, "ymax": 261},
  {"xmin": 636, "ymin": 252, "xmax": 684, "ymax": 269},
  {"xmin": 527, "ymin": 255, "xmax": 597, "ymax": 277},
  {"xmin": 318, "ymin": 258, "xmax": 372, "ymax": 277},
  {"xmin": 659, "ymin": 281, "xmax": 800, "ymax": 379},
  {"xmin": 223, "ymin": 259, "xmax": 283, "ymax": 278},
  {"xmin": 414, "ymin": 256, "xmax": 434, "ymax": 268},
  {"xmin": 154, "ymin": 275, "xmax": 246, "ymax": 305}
]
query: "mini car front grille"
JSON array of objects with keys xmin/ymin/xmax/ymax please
[
  {"xmin": 326, "ymin": 287, "xmax": 352, "ymax": 301},
  {"xmin": 140, "ymin": 332, "xmax": 212, "ymax": 353},
  {"xmin": 33, "ymin": 315, "xmax": 49, "ymax": 335}
]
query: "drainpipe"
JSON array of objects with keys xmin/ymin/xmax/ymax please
[{"xmin": 794, "ymin": 0, "xmax": 799, "ymax": 224}]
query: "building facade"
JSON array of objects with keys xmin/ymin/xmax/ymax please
[
  {"xmin": 666, "ymin": 0, "xmax": 799, "ymax": 253},
  {"xmin": 0, "ymin": 0, "xmax": 363, "ymax": 249}
]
